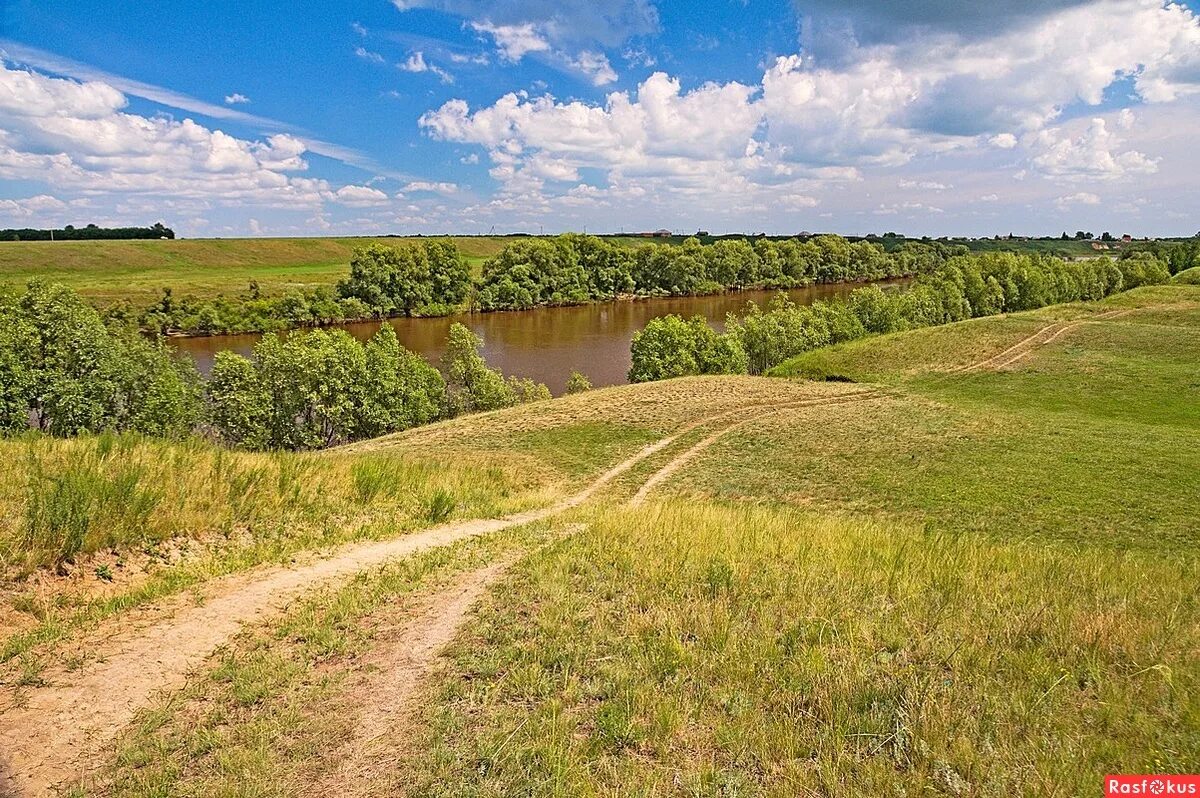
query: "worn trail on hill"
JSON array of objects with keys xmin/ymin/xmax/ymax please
[
  {"xmin": 956, "ymin": 307, "xmax": 1132, "ymax": 373},
  {"xmin": 0, "ymin": 391, "xmax": 846, "ymax": 797}
]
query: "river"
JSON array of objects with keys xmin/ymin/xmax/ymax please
[{"xmin": 171, "ymin": 281, "xmax": 902, "ymax": 394}]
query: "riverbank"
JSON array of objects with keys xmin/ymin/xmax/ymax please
[{"xmin": 170, "ymin": 280, "xmax": 901, "ymax": 392}]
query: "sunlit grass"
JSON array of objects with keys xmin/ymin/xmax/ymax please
[{"xmin": 404, "ymin": 501, "xmax": 1199, "ymax": 797}]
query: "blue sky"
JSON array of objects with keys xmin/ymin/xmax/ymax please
[{"xmin": 1, "ymin": 0, "xmax": 1199, "ymax": 237}]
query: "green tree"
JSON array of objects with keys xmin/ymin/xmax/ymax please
[{"xmin": 442, "ymin": 323, "xmax": 517, "ymax": 413}]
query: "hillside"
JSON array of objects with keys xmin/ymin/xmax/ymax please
[
  {"xmin": 0, "ymin": 234, "xmax": 1131, "ymax": 307},
  {"xmin": 0, "ymin": 284, "xmax": 1197, "ymax": 795}
]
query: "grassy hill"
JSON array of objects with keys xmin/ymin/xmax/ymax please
[
  {"xmin": 0, "ymin": 235, "xmax": 665, "ymax": 305},
  {"xmin": 2, "ymin": 285, "xmax": 1197, "ymax": 795}
]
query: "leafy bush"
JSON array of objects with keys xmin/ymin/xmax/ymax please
[
  {"xmin": 565, "ymin": 371, "xmax": 593, "ymax": 394},
  {"xmin": 206, "ymin": 326, "xmax": 446, "ymax": 450},
  {"xmin": 0, "ymin": 282, "xmax": 202, "ymax": 437},
  {"xmin": 628, "ymin": 315, "xmax": 747, "ymax": 382}
]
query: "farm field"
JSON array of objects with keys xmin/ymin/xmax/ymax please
[
  {"xmin": 0, "ymin": 285, "xmax": 1197, "ymax": 795},
  {"xmin": 0, "ymin": 236, "xmax": 663, "ymax": 305}
]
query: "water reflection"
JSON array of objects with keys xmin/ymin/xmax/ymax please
[{"xmin": 172, "ymin": 281, "xmax": 905, "ymax": 394}]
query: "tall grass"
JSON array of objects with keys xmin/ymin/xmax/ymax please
[
  {"xmin": 0, "ymin": 433, "xmax": 540, "ymax": 578},
  {"xmin": 405, "ymin": 502, "xmax": 1198, "ymax": 796}
]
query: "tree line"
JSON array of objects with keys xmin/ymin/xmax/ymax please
[
  {"xmin": 115, "ymin": 234, "xmax": 960, "ymax": 336},
  {"xmin": 629, "ymin": 250, "xmax": 1173, "ymax": 381},
  {"xmin": 0, "ymin": 223, "xmax": 174, "ymax": 242},
  {"xmin": 1, "ymin": 281, "xmax": 550, "ymax": 450}
]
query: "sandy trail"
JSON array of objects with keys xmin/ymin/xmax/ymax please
[
  {"xmin": 0, "ymin": 391, "xmax": 834, "ymax": 797},
  {"xmin": 305, "ymin": 560, "xmax": 512, "ymax": 798}
]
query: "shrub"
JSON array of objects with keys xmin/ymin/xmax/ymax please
[
  {"xmin": 629, "ymin": 315, "xmax": 747, "ymax": 382},
  {"xmin": 565, "ymin": 371, "xmax": 593, "ymax": 394}
]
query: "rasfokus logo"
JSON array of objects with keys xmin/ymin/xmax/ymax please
[{"xmin": 1106, "ymin": 776, "xmax": 1200, "ymax": 796}]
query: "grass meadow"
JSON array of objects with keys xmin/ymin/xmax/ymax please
[
  {"xmin": 0, "ymin": 235, "xmax": 660, "ymax": 305},
  {"xmin": 6, "ymin": 285, "xmax": 1199, "ymax": 796}
]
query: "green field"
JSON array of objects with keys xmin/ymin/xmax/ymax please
[
  {"xmin": 0, "ymin": 235, "xmax": 673, "ymax": 306},
  {"xmin": 0, "ymin": 234, "xmax": 1128, "ymax": 307},
  {"xmin": 1, "ymin": 285, "xmax": 1197, "ymax": 796}
]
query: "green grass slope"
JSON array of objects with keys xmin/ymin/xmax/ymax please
[
  {"xmin": 24, "ymin": 285, "xmax": 1200, "ymax": 796},
  {"xmin": 0, "ymin": 236, "xmax": 524, "ymax": 304}
]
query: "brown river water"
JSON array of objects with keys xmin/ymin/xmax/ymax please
[{"xmin": 172, "ymin": 281, "xmax": 904, "ymax": 394}]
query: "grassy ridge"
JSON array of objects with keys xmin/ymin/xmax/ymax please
[{"xmin": 0, "ymin": 235, "xmax": 660, "ymax": 305}]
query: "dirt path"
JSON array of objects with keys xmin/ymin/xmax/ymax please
[
  {"xmin": 629, "ymin": 391, "xmax": 881, "ymax": 506},
  {"xmin": 0, "ymin": 392, "xmax": 835, "ymax": 797},
  {"xmin": 956, "ymin": 308, "xmax": 1132, "ymax": 374},
  {"xmin": 995, "ymin": 308, "xmax": 1131, "ymax": 369},
  {"xmin": 305, "ymin": 560, "xmax": 512, "ymax": 798}
]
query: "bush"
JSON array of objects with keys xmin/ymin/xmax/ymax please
[
  {"xmin": 565, "ymin": 371, "xmax": 593, "ymax": 394},
  {"xmin": 207, "ymin": 326, "xmax": 446, "ymax": 449},
  {"xmin": 0, "ymin": 281, "xmax": 202, "ymax": 437},
  {"xmin": 1117, "ymin": 252, "xmax": 1171, "ymax": 289},
  {"xmin": 442, "ymin": 323, "xmax": 549, "ymax": 414},
  {"xmin": 629, "ymin": 315, "xmax": 747, "ymax": 382}
]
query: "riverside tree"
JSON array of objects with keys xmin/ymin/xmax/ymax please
[{"xmin": 337, "ymin": 241, "xmax": 470, "ymax": 317}]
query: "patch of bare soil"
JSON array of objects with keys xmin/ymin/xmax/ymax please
[{"xmin": 305, "ymin": 560, "xmax": 512, "ymax": 798}]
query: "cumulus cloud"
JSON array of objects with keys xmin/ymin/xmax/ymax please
[
  {"xmin": 0, "ymin": 61, "xmax": 400, "ymax": 217},
  {"xmin": 0, "ymin": 194, "xmax": 68, "ymax": 219},
  {"xmin": 331, "ymin": 185, "xmax": 390, "ymax": 206},
  {"xmin": 419, "ymin": 0, "xmax": 1200, "ymax": 227},
  {"xmin": 1029, "ymin": 117, "xmax": 1159, "ymax": 180},
  {"xmin": 470, "ymin": 22, "xmax": 551, "ymax": 62},
  {"xmin": 224, "ymin": 93, "xmax": 250, "ymax": 105}
]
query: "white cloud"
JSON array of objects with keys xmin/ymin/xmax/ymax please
[
  {"xmin": 0, "ymin": 61, "xmax": 409, "ymax": 221},
  {"xmin": 392, "ymin": 0, "xmax": 659, "ymax": 48},
  {"xmin": 990, "ymin": 133, "xmax": 1018, "ymax": 149},
  {"xmin": 470, "ymin": 22, "xmax": 550, "ymax": 62},
  {"xmin": 401, "ymin": 180, "xmax": 459, "ymax": 195},
  {"xmin": 0, "ymin": 194, "xmax": 68, "ymax": 219},
  {"xmin": 1029, "ymin": 117, "xmax": 1159, "ymax": 180},
  {"xmin": 1055, "ymin": 191, "xmax": 1102, "ymax": 209},
  {"xmin": 355, "ymin": 46, "xmax": 385, "ymax": 64},
  {"xmin": 568, "ymin": 51, "xmax": 618, "ymax": 86},
  {"xmin": 224, "ymin": 93, "xmax": 250, "ymax": 105},
  {"xmin": 331, "ymin": 185, "xmax": 391, "ymax": 207},
  {"xmin": 399, "ymin": 51, "xmax": 454, "ymax": 83}
]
